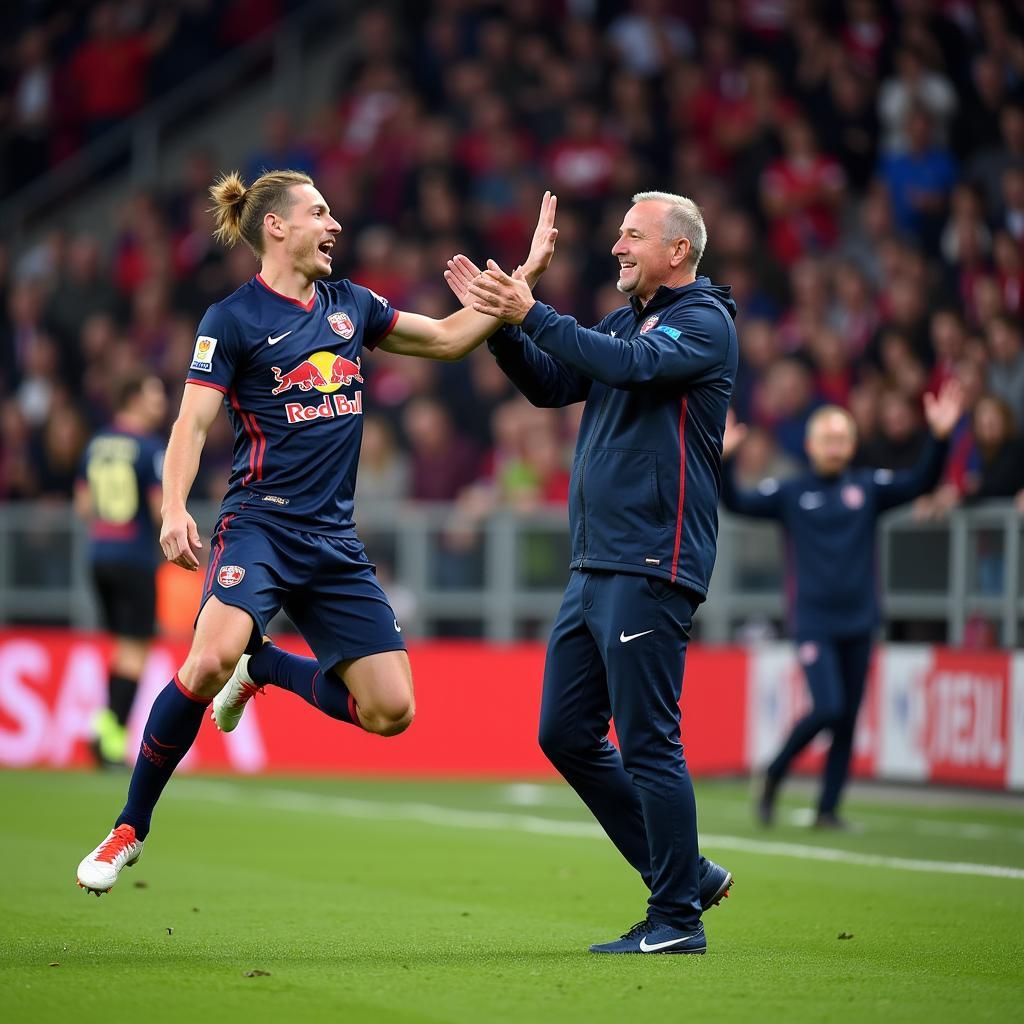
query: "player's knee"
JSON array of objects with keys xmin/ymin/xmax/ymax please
[
  {"xmin": 182, "ymin": 646, "xmax": 239, "ymax": 698},
  {"xmin": 361, "ymin": 697, "xmax": 414, "ymax": 737}
]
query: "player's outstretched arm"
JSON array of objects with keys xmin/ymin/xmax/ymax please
[
  {"xmin": 378, "ymin": 192, "xmax": 557, "ymax": 361},
  {"xmin": 160, "ymin": 383, "xmax": 221, "ymax": 571}
]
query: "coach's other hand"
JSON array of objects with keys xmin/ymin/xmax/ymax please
[{"xmin": 468, "ymin": 261, "xmax": 535, "ymax": 324}]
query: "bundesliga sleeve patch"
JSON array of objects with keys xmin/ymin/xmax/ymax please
[{"xmin": 190, "ymin": 336, "xmax": 218, "ymax": 372}]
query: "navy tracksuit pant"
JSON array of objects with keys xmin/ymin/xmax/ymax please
[
  {"xmin": 539, "ymin": 569, "xmax": 703, "ymax": 929},
  {"xmin": 768, "ymin": 633, "xmax": 872, "ymax": 814}
]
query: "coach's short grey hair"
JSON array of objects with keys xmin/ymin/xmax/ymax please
[{"xmin": 631, "ymin": 191, "xmax": 707, "ymax": 270}]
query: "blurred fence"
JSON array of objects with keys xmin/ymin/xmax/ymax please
[{"xmin": 0, "ymin": 500, "xmax": 1020, "ymax": 646}]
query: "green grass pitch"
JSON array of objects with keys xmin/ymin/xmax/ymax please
[{"xmin": 1, "ymin": 770, "xmax": 1021, "ymax": 1023}]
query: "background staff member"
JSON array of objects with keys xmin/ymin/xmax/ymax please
[
  {"xmin": 720, "ymin": 380, "xmax": 963, "ymax": 828},
  {"xmin": 75, "ymin": 374, "xmax": 168, "ymax": 767}
]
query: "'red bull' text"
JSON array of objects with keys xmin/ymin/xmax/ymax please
[{"xmin": 285, "ymin": 391, "xmax": 363, "ymax": 424}]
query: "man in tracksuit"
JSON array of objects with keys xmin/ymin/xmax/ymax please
[
  {"xmin": 720, "ymin": 385, "xmax": 962, "ymax": 827},
  {"xmin": 465, "ymin": 191, "xmax": 738, "ymax": 955}
]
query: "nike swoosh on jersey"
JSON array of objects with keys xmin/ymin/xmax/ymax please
[
  {"xmin": 619, "ymin": 629, "xmax": 654, "ymax": 643},
  {"xmin": 268, "ymin": 331, "xmax": 292, "ymax": 345}
]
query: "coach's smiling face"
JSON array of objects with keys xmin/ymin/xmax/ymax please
[
  {"xmin": 612, "ymin": 201, "xmax": 691, "ymax": 305},
  {"xmin": 276, "ymin": 183, "xmax": 341, "ymax": 281}
]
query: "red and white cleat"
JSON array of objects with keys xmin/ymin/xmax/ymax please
[
  {"xmin": 76, "ymin": 824, "xmax": 143, "ymax": 895},
  {"xmin": 211, "ymin": 653, "xmax": 263, "ymax": 733}
]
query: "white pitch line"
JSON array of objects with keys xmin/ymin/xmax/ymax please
[{"xmin": 177, "ymin": 781, "xmax": 1024, "ymax": 882}]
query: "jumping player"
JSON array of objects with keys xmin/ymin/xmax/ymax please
[
  {"xmin": 76, "ymin": 172, "xmax": 557, "ymax": 893},
  {"xmin": 447, "ymin": 192, "xmax": 737, "ymax": 955},
  {"xmin": 74, "ymin": 374, "xmax": 168, "ymax": 768},
  {"xmin": 720, "ymin": 381, "xmax": 962, "ymax": 828}
]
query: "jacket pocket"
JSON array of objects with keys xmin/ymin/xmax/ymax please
[{"xmin": 583, "ymin": 448, "xmax": 670, "ymax": 558}]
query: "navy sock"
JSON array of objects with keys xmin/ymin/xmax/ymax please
[
  {"xmin": 115, "ymin": 677, "xmax": 210, "ymax": 840},
  {"xmin": 248, "ymin": 643, "xmax": 360, "ymax": 727}
]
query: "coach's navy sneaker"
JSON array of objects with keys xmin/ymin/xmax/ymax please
[
  {"xmin": 590, "ymin": 919, "xmax": 706, "ymax": 955},
  {"xmin": 814, "ymin": 812, "xmax": 854, "ymax": 830},
  {"xmin": 699, "ymin": 857, "xmax": 733, "ymax": 911}
]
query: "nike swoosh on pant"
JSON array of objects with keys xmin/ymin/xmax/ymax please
[{"xmin": 619, "ymin": 629, "xmax": 654, "ymax": 643}]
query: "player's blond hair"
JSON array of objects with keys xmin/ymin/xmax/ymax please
[
  {"xmin": 806, "ymin": 404, "xmax": 857, "ymax": 440},
  {"xmin": 209, "ymin": 169, "xmax": 314, "ymax": 256}
]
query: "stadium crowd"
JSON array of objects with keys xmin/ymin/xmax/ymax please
[{"xmin": 3, "ymin": 0, "xmax": 1024, "ymax": 526}]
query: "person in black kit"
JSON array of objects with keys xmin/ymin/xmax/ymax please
[
  {"xmin": 721, "ymin": 379, "xmax": 963, "ymax": 827},
  {"xmin": 74, "ymin": 374, "xmax": 168, "ymax": 767}
]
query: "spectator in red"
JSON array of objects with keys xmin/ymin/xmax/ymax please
[
  {"xmin": 927, "ymin": 308, "xmax": 967, "ymax": 396},
  {"xmin": 807, "ymin": 327, "xmax": 854, "ymax": 408},
  {"xmin": 841, "ymin": 0, "xmax": 887, "ymax": 76},
  {"xmin": 992, "ymin": 231, "xmax": 1024, "ymax": 315},
  {"xmin": 66, "ymin": 3, "xmax": 173, "ymax": 143},
  {"xmin": 761, "ymin": 117, "xmax": 846, "ymax": 267},
  {"xmin": 829, "ymin": 261, "xmax": 878, "ymax": 360}
]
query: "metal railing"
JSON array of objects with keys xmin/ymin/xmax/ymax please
[{"xmin": 0, "ymin": 499, "xmax": 1020, "ymax": 646}]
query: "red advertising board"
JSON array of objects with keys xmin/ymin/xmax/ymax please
[{"xmin": 0, "ymin": 631, "xmax": 747, "ymax": 778}]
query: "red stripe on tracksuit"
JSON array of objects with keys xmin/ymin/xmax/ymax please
[{"xmin": 670, "ymin": 397, "xmax": 688, "ymax": 583}]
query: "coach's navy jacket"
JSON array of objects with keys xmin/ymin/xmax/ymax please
[
  {"xmin": 488, "ymin": 276, "xmax": 738, "ymax": 600},
  {"xmin": 720, "ymin": 437, "xmax": 948, "ymax": 637}
]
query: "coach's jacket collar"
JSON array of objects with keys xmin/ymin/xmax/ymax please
[{"xmin": 628, "ymin": 277, "xmax": 727, "ymax": 318}]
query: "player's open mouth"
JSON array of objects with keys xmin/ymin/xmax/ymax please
[
  {"xmin": 318, "ymin": 240, "xmax": 334, "ymax": 259},
  {"xmin": 618, "ymin": 261, "xmax": 636, "ymax": 270}
]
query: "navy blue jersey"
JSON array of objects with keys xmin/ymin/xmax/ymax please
[
  {"xmin": 488, "ymin": 277, "xmax": 738, "ymax": 598},
  {"xmin": 721, "ymin": 438, "xmax": 948, "ymax": 637},
  {"xmin": 78, "ymin": 424, "xmax": 164, "ymax": 568},
  {"xmin": 186, "ymin": 275, "xmax": 398, "ymax": 533}
]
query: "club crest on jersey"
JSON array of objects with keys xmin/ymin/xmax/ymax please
[
  {"xmin": 328, "ymin": 311, "xmax": 355, "ymax": 339},
  {"xmin": 842, "ymin": 484, "xmax": 865, "ymax": 509},
  {"xmin": 218, "ymin": 565, "xmax": 245, "ymax": 588},
  {"xmin": 640, "ymin": 315, "xmax": 659, "ymax": 333}
]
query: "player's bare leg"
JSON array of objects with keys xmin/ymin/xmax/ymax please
[
  {"xmin": 77, "ymin": 598, "xmax": 253, "ymax": 894},
  {"xmin": 180, "ymin": 596, "xmax": 256, "ymax": 698},
  {"xmin": 334, "ymin": 649, "xmax": 415, "ymax": 736}
]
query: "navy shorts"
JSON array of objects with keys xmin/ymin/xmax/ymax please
[{"xmin": 198, "ymin": 512, "xmax": 405, "ymax": 670}]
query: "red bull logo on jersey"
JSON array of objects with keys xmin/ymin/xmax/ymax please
[
  {"xmin": 270, "ymin": 350, "xmax": 365, "ymax": 424},
  {"xmin": 271, "ymin": 351, "xmax": 364, "ymax": 395},
  {"xmin": 640, "ymin": 315, "xmax": 660, "ymax": 334},
  {"xmin": 328, "ymin": 311, "xmax": 356, "ymax": 339}
]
